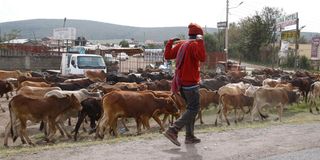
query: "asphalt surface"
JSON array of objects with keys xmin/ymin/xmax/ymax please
[
  {"xmin": 261, "ymin": 147, "xmax": 320, "ymax": 160},
  {"xmin": 2, "ymin": 123, "xmax": 320, "ymax": 160}
]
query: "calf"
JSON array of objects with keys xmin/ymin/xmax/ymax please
[
  {"xmin": 4, "ymin": 94, "xmax": 82, "ymax": 147},
  {"xmin": 197, "ymin": 88, "xmax": 219, "ymax": 124},
  {"xmin": 96, "ymin": 90, "xmax": 178, "ymax": 138},
  {"xmin": 251, "ymin": 88, "xmax": 297, "ymax": 122},
  {"xmin": 74, "ymin": 98, "xmax": 102, "ymax": 141},
  {"xmin": 215, "ymin": 94, "xmax": 253, "ymax": 126},
  {"xmin": 44, "ymin": 89, "xmax": 101, "ymax": 138},
  {"xmin": 308, "ymin": 81, "xmax": 320, "ymax": 114}
]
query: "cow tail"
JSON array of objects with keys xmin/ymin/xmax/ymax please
[
  {"xmin": 8, "ymin": 101, "xmax": 18, "ymax": 142},
  {"xmin": 310, "ymin": 83, "xmax": 315, "ymax": 98}
]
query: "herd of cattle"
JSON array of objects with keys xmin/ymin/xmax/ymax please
[{"xmin": 0, "ymin": 68, "xmax": 319, "ymax": 147}]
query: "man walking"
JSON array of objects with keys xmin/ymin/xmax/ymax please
[{"xmin": 163, "ymin": 23, "xmax": 206, "ymax": 146}]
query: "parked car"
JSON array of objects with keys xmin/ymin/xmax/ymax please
[
  {"xmin": 105, "ymin": 54, "xmax": 119, "ymax": 65},
  {"xmin": 116, "ymin": 52, "xmax": 129, "ymax": 61}
]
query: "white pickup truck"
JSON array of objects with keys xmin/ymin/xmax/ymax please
[{"xmin": 60, "ymin": 53, "xmax": 107, "ymax": 75}]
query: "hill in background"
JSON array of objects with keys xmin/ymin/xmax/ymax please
[{"xmin": 0, "ymin": 19, "xmax": 217, "ymax": 42}]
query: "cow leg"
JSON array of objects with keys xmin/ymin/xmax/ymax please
[
  {"xmin": 152, "ymin": 114, "xmax": 164, "ymax": 132},
  {"xmin": 278, "ymin": 105, "xmax": 283, "ymax": 122},
  {"xmin": 46, "ymin": 119, "xmax": 57, "ymax": 142},
  {"xmin": 251, "ymin": 102, "xmax": 258, "ymax": 122},
  {"xmin": 110, "ymin": 118, "xmax": 118, "ymax": 137},
  {"xmin": 5, "ymin": 93, "xmax": 9, "ymax": 100},
  {"xmin": 223, "ymin": 106, "xmax": 230, "ymax": 126},
  {"xmin": 74, "ymin": 112, "xmax": 87, "ymax": 141},
  {"xmin": 197, "ymin": 110, "xmax": 204, "ymax": 124},
  {"xmin": 238, "ymin": 106, "xmax": 247, "ymax": 121},
  {"xmin": 214, "ymin": 106, "xmax": 222, "ymax": 126},
  {"xmin": 135, "ymin": 118, "xmax": 142, "ymax": 135},
  {"xmin": 120, "ymin": 118, "xmax": 129, "ymax": 131},
  {"xmin": 234, "ymin": 107, "xmax": 238, "ymax": 124},
  {"xmin": 3, "ymin": 121, "xmax": 12, "ymax": 147},
  {"xmin": 309, "ymin": 100, "xmax": 314, "ymax": 114},
  {"xmin": 0, "ymin": 104, "xmax": 5, "ymax": 112},
  {"xmin": 68, "ymin": 118, "xmax": 72, "ymax": 126},
  {"xmin": 96, "ymin": 115, "xmax": 107, "ymax": 139},
  {"xmin": 20, "ymin": 119, "xmax": 34, "ymax": 146},
  {"xmin": 162, "ymin": 114, "xmax": 169, "ymax": 125},
  {"xmin": 58, "ymin": 122, "xmax": 72, "ymax": 139}
]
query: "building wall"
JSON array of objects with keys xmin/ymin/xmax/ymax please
[
  {"xmin": 0, "ymin": 49, "xmax": 61, "ymax": 71},
  {"xmin": 288, "ymin": 43, "xmax": 312, "ymax": 58}
]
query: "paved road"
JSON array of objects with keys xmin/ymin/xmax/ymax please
[
  {"xmin": 3, "ymin": 123, "xmax": 320, "ymax": 160},
  {"xmin": 261, "ymin": 147, "xmax": 320, "ymax": 160}
]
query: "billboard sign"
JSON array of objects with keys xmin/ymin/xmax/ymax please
[
  {"xmin": 276, "ymin": 12, "xmax": 298, "ymax": 29},
  {"xmin": 217, "ymin": 21, "xmax": 227, "ymax": 29},
  {"xmin": 311, "ymin": 36, "xmax": 320, "ymax": 59},
  {"xmin": 53, "ymin": 27, "xmax": 76, "ymax": 40},
  {"xmin": 281, "ymin": 30, "xmax": 299, "ymax": 41}
]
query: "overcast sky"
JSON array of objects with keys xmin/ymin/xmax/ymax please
[{"xmin": 0, "ymin": 0, "xmax": 319, "ymax": 32}]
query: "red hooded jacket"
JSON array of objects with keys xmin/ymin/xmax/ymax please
[{"xmin": 164, "ymin": 39, "xmax": 206, "ymax": 86}]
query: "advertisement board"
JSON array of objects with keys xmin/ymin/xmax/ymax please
[
  {"xmin": 311, "ymin": 36, "xmax": 320, "ymax": 59},
  {"xmin": 53, "ymin": 27, "xmax": 76, "ymax": 40},
  {"xmin": 276, "ymin": 12, "xmax": 298, "ymax": 29}
]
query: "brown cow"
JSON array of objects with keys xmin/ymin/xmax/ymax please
[
  {"xmin": 227, "ymin": 71, "xmax": 247, "ymax": 82},
  {"xmin": 197, "ymin": 88, "xmax": 220, "ymax": 124},
  {"xmin": 17, "ymin": 76, "xmax": 48, "ymax": 88},
  {"xmin": 4, "ymin": 94, "xmax": 82, "ymax": 147},
  {"xmin": 0, "ymin": 70, "xmax": 31, "ymax": 80},
  {"xmin": 215, "ymin": 94, "xmax": 253, "ymax": 126},
  {"xmin": 251, "ymin": 88, "xmax": 299, "ymax": 122},
  {"xmin": 17, "ymin": 86, "xmax": 62, "ymax": 99},
  {"xmin": 96, "ymin": 90, "xmax": 178, "ymax": 138},
  {"xmin": 85, "ymin": 70, "xmax": 107, "ymax": 82},
  {"xmin": 113, "ymin": 82, "xmax": 147, "ymax": 91},
  {"xmin": 19, "ymin": 81, "xmax": 51, "ymax": 90},
  {"xmin": 275, "ymin": 83, "xmax": 294, "ymax": 91}
]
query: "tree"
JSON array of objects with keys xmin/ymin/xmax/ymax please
[
  {"xmin": 204, "ymin": 33, "xmax": 218, "ymax": 53},
  {"xmin": 232, "ymin": 7, "xmax": 283, "ymax": 63},
  {"xmin": 1, "ymin": 29, "xmax": 21, "ymax": 42},
  {"xmin": 119, "ymin": 40, "xmax": 129, "ymax": 47}
]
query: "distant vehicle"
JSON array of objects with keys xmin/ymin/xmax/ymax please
[
  {"xmin": 215, "ymin": 60, "xmax": 246, "ymax": 73},
  {"xmin": 105, "ymin": 54, "xmax": 119, "ymax": 63},
  {"xmin": 116, "ymin": 52, "xmax": 129, "ymax": 61},
  {"xmin": 61, "ymin": 53, "xmax": 107, "ymax": 75}
]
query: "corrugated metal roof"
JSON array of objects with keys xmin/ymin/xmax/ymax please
[{"xmin": 2, "ymin": 39, "xmax": 29, "ymax": 44}]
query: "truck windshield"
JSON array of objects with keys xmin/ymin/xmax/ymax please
[{"xmin": 77, "ymin": 56, "xmax": 106, "ymax": 69}]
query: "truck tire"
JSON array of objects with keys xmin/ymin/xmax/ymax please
[{"xmin": 216, "ymin": 64, "xmax": 225, "ymax": 73}]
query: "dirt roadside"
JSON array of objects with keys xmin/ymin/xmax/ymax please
[{"xmin": 2, "ymin": 122, "xmax": 320, "ymax": 160}]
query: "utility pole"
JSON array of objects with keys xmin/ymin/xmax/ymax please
[
  {"xmin": 294, "ymin": 17, "xmax": 299, "ymax": 70},
  {"xmin": 225, "ymin": 0, "xmax": 229, "ymax": 61}
]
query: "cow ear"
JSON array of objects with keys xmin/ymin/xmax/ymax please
[{"xmin": 70, "ymin": 94, "xmax": 76, "ymax": 99}]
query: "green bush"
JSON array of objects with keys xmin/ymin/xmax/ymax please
[{"xmin": 299, "ymin": 55, "xmax": 311, "ymax": 70}]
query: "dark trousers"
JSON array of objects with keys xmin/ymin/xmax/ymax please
[{"xmin": 172, "ymin": 86, "xmax": 200, "ymax": 137}]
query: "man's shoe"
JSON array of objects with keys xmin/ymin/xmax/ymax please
[
  {"xmin": 163, "ymin": 129, "xmax": 181, "ymax": 146},
  {"xmin": 185, "ymin": 135, "xmax": 201, "ymax": 144}
]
